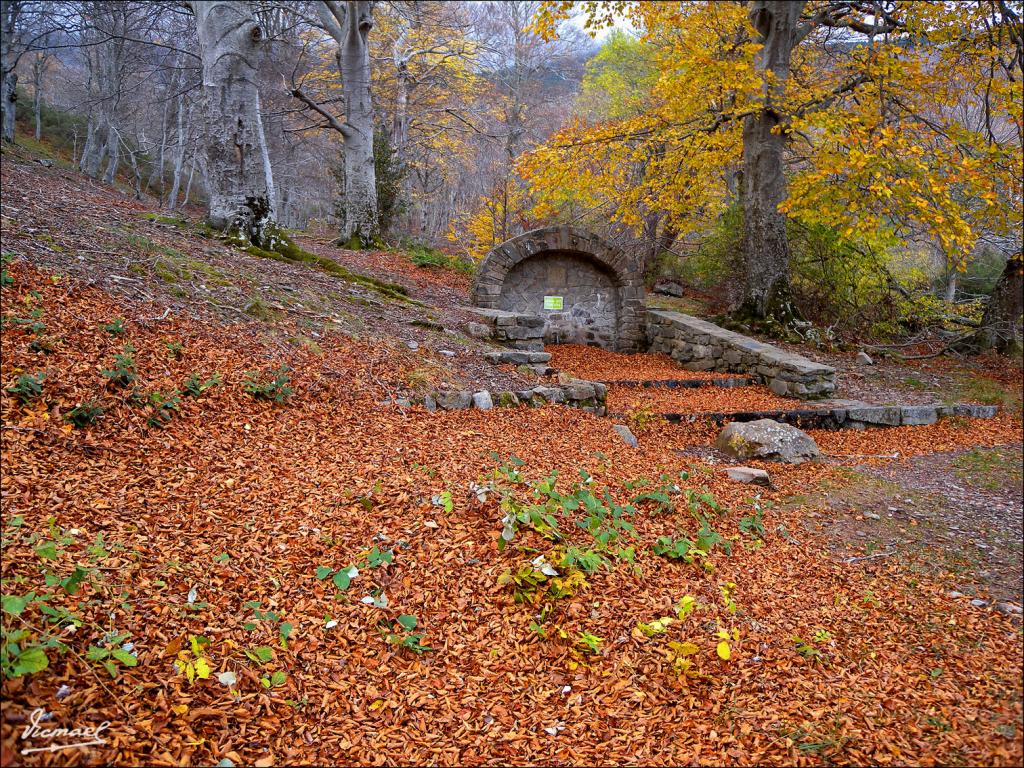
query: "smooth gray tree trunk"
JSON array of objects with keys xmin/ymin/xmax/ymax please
[
  {"xmin": 31, "ymin": 52, "xmax": 44, "ymax": 141},
  {"xmin": 168, "ymin": 93, "xmax": 188, "ymax": 209},
  {"xmin": 315, "ymin": 1, "xmax": 379, "ymax": 247},
  {"xmin": 190, "ymin": 0, "xmax": 276, "ymax": 245},
  {"xmin": 0, "ymin": 1, "xmax": 20, "ymax": 144},
  {"xmin": 739, "ymin": 0, "xmax": 805, "ymax": 321}
]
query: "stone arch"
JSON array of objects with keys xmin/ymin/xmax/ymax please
[{"xmin": 472, "ymin": 226, "xmax": 645, "ymax": 351}]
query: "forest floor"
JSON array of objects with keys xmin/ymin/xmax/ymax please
[{"xmin": 1, "ymin": 148, "xmax": 1022, "ymax": 767}]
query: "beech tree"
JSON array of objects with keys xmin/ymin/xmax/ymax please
[
  {"xmin": 1, "ymin": 1, "xmax": 67, "ymax": 144},
  {"xmin": 525, "ymin": 1, "xmax": 1022, "ymax": 336},
  {"xmin": 293, "ymin": 0, "xmax": 379, "ymax": 248},
  {"xmin": 190, "ymin": 0, "xmax": 277, "ymax": 245}
]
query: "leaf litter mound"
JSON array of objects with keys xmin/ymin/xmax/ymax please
[{"xmin": 1, "ymin": 259, "xmax": 1022, "ymax": 767}]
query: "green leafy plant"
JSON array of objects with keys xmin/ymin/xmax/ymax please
[
  {"xmin": 243, "ymin": 366, "xmax": 294, "ymax": 403},
  {"xmin": 146, "ymin": 390, "xmax": 181, "ymax": 428},
  {"xmin": 380, "ymin": 614, "xmax": 432, "ymax": 653},
  {"xmin": 101, "ymin": 345, "xmax": 137, "ymax": 387},
  {"xmin": 5, "ymin": 372, "xmax": 45, "ymax": 403},
  {"xmin": 182, "ymin": 372, "xmax": 222, "ymax": 398},
  {"xmin": 0, "ymin": 251, "xmax": 13, "ymax": 287},
  {"xmin": 65, "ymin": 403, "xmax": 103, "ymax": 428},
  {"xmin": 7, "ymin": 308, "xmax": 46, "ymax": 335},
  {"xmin": 165, "ymin": 340, "xmax": 184, "ymax": 359},
  {"xmin": 85, "ymin": 632, "xmax": 138, "ymax": 678},
  {"xmin": 738, "ymin": 510, "xmax": 766, "ymax": 537},
  {"xmin": 103, "ymin": 318, "xmax": 127, "ymax": 335},
  {"xmin": 28, "ymin": 337, "xmax": 56, "ymax": 354},
  {"xmin": 575, "ymin": 631, "xmax": 603, "ymax": 655},
  {"xmin": 792, "ymin": 635, "xmax": 827, "ymax": 663},
  {"xmin": 1, "ymin": 628, "xmax": 55, "ymax": 679}
]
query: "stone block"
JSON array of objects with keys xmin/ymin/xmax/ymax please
[
  {"xmin": 466, "ymin": 322, "xmax": 492, "ymax": 339},
  {"xmin": 846, "ymin": 406, "xmax": 901, "ymax": 426},
  {"xmin": 900, "ymin": 405, "xmax": 938, "ymax": 425},
  {"xmin": 472, "ymin": 391, "xmax": 494, "ymax": 410},
  {"xmin": 436, "ymin": 391, "xmax": 472, "ymax": 410}
]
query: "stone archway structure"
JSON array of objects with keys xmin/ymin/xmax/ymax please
[{"xmin": 472, "ymin": 226, "xmax": 645, "ymax": 351}]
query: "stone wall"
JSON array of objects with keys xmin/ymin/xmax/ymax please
[
  {"xmin": 413, "ymin": 380, "xmax": 607, "ymax": 415},
  {"xmin": 473, "ymin": 226, "xmax": 644, "ymax": 352},
  {"xmin": 467, "ymin": 308, "xmax": 547, "ymax": 351},
  {"xmin": 646, "ymin": 310, "xmax": 836, "ymax": 399},
  {"xmin": 499, "ymin": 252, "xmax": 619, "ymax": 347}
]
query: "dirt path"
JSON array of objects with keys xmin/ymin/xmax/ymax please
[{"xmin": 802, "ymin": 446, "xmax": 1024, "ymax": 607}]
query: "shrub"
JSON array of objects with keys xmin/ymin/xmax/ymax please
[
  {"xmin": 5, "ymin": 373, "xmax": 45, "ymax": 403},
  {"xmin": 65, "ymin": 401, "xmax": 105, "ymax": 427},
  {"xmin": 243, "ymin": 366, "xmax": 294, "ymax": 403},
  {"xmin": 101, "ymin": 346, "xmax": 137, "ymax": 387},
  {"xmin": 182, "ymin": 372, "xmax": 222, "ymax": 398},
  {"xmin": 404, "ymin": 242, "xmax": 474, "ymax": 274}
]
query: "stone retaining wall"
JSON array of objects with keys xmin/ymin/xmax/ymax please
[
  {"xmin": 646, "ymin": 310, "xmax": 836, "ymax": 399},
  {"xmin": 467, "ymin": 308, "xmax": 546, "ymax": 351},
  {"xmin": 411, "ymin": 379, "xmax": 607, "ymax": 416}
]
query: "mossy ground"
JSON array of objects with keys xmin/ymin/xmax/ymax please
[{"xmin": 225, "ymin": 226, "xmax": 412, "ymax": 304}]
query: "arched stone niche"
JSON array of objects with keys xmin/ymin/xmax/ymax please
[{"xmin": 472, "ymin": 226, "xmax": 645, "ymax": 351}]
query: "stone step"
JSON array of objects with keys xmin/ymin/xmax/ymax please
[
  {"xmin": 608, "ymin": 403, "xmax": 999, "ymax": 430},
  {"xmin": 601, "ymin": 377, "xmax": 755, "ymax": 389}
]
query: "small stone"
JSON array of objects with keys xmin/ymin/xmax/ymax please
[
  {"xmin": 995, "ymin": 602, "xmax": 1023, "ymax": 616},
  {"xmin": 395, "ymin": 398, "xmax": 412, "ymax": 408},
  {"xmin": 438, "ymin": 349, "xmax": 457, "ymax": 358},
  {"xmin": 864, "ymin": 512, "xmax": 881, "ymax": 520},
  {"xmin": 948, "ymin": 591, "xmax": 965, "ymax": 599},
  {"xmin": 768, "ymin": 379, "xmax": 789, "ymax": 397},
  {"xmin": 423, "ymin": 395, "xmax": 437, "ymax": 412},
  {"xmin": 612, "ymin": 424, "xmax": 638, "ymax": 448},
  {"xmin": 723, "ymin": 467, "xmax": 771, "ymax": 486},
  {"xmin": 970, "ymin": 598, "xmax": 988, "ymax": 608},
  {"xmin": 856, "ymin": 350, "xmax": 874, "ymax": 365},
  {"xmin": 406, "ymin": 341, "xmax": 419, "ymax": 351},
  {"xmin": 472, "ymin": 390, "xmax": 493, "ymax": 410}
]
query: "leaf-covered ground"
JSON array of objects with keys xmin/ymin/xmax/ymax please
[{"xmin": 2, "ymin": 154, "xmax": 1023, "ymax": 767}]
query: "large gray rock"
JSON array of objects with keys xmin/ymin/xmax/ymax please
[
  {"xmin": 472, "ymin": 390, "xmax": 494, "ymax": 410},
  {"xmin": 715, "ymin": 419, "xmax": 821, "ymax": 464}
]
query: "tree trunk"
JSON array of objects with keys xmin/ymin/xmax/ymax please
[
  {"xmin": 0, "ymin": 1, "xmax": 19, "ymax": 144},
  {"xmin": 190, "ymin": 0, "xmax": 276, "ymax": 245},
  {"xmin": 168, "ymin": 95, "xmax": 188, "ymax": 209},
  {"xmin": 334, "ymin": 1, "xmax": 378, "ymax": 247},
  {"xmin": 101, "ymin": 122, "xmax": 120, "ymax": 185},
  {"xmin": 31, "ymin": 52, "xmax": 44, "ymax": 141},
  {"xmin": 738, "ymin": 0, "xmax": 805, "ymax": 322},
  {"xmin": 0, "ymin": 67, "xmax": 15, "ymax": 143},
  {"xmin": 976, "ymin": 255, "xmax": 1023, "ymax": 355}
]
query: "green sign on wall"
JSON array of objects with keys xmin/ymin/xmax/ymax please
[{"xmin": 543, "ymin": 296, "xmax": 563, "ymax": 310}]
